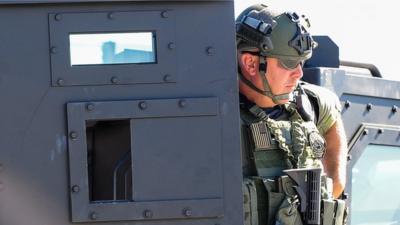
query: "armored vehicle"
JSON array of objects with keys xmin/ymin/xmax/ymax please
[{"xmin": 0, "ymin": 1, "xmax": 399, "ymax": 225}]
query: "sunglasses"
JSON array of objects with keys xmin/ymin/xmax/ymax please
[
  {"xmin": 242, "ymin": 51, "xmax": 303, "ymax": 70},
  {"xmin": 278, "ymin": 58, "xmax": 304, "ymax": 70}
]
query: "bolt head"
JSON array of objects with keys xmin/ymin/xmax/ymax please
[
  {"xmin": 168, "ymin": 42, "xmax": 176, "ymax": 50},
  {"xmin": 70, "ymin": 131, "xmax": 78, "ymax": 140},
  {"xmin": 344, "ymin": 100, "xmax": 351, "ymax": 108},
  {"xmin": 111, "ymin": 76, "xmax": 118, "ymax": 84},
  {"xmin": 50, "ymin": 47, "xmax": 57, "ymax": 54},
  {"xmin": 206, "ymin": 47, "xmax": 215, "ymax": 55},
  {"xmin": 342, "ymin": 193, "xmax": 349, "ymax": 200},
  {"xmin": 161, "ymin": 11, "xmax": 169, "ymax": 18},
  {"xmin": 86, "ymin": 103, "xmax": 95, "ymax": 111},
  {"xmin": 108, "ymin": 12, "xmax": 115, "ymax": 19},
  {"xmin": 378, "ymin": 129, "xmax": 384, "ymax": 134},
  {"xmin": 179, "ymin": 99, "xmax": 186, "ymax": 108},
  {"xmin": 143, "ymin": 210, "xmax": 153, "ymax": 218},
  {"xmin": 139, "ymin": 101, "xmax": 147, "ymax": 110},
  {"xmin": 54, "ymin": 14, "xmax": 62, "ymax": 21},
  {"xmin": 183, "ymin": 208, "xmax": 192, "ymax": 217},
  {"xmin": 363, "ymin": 129, "xmax": 369, "ymax": 135},
  {"xmin": 90, "ymin": 212, "xmax": 97, "ymax": 220},
  {"xmin": 57, "ymin": 78, "xmax": 64, "ymax": 86},
  {"xmin": 392, "ymin": 105, "xmax": 398, "ymax": 113},
  {"xmin": 163, "ymin": 74, "xmax": 172, "ymax": 82},
  {"xmin": 366, "ymin": 103, "xmax": 373, "ymax": 111},
  {"xmin": 71, "ymin": 185, "xmax": 80, "ymax": 193}
]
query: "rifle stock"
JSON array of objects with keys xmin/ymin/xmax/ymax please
[{"xmin": 284, "ymin": 168, "xmax": 322, "ymax": 225}]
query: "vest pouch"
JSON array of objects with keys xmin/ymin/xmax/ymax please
[
  {"xmin": 263, "ymin": 179, "xmax": 285, "ymax": 225},
  {"xmin": 243, "ymin": 178, "xmax": 268, "ymax": 225},
  {"xmin": 276, "ymin": 197, "xmax": 303, "ymax": 225},
  {"xmin": 272, "ymin": 177, "xmax": 303, "ymax": 225},
  {"xmin": 321, "ymin": 199, "xmax": 347, "ymax": 225}
]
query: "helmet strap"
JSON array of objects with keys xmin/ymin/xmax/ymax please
[
  {"xmin": 258, "ymin": 56, "xmax": 291, "ymax": 104},
  {"xmin": 238, "ymin": 55, "xmax": 292, "ymax": 105}
]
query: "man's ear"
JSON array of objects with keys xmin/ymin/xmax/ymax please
[{"xmin": 240, "ymin": 53, "xmax": 258, "ymax": 77}]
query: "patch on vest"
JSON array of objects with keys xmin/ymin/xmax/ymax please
[
  {"xmin": 249, "ymin": 122, "xmax": 275, "ymax": 151},
  {"xmin": 309, "ymin": 131, "xmax": 326, "ymax": 158}
]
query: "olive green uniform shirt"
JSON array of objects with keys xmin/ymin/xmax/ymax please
[{"xmin": 303, "ymin": 83, "xmax": 342, "ymax": 135}]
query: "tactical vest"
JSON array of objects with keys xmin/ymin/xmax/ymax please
[{"xmin": 241, "ymin": 102, "xmax": 346, "ymax": 225}]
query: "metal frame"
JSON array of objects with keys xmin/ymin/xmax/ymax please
[
  {"xmin": 345, "ymin": 124, "xmax": 400, "ymax": 225},
  {"xmin": 49, "ymin": 10, "xmax": 177, "ymax": 86},
  {"xmin": 67, "ymin": 97, "xmax": 224, "ymax": 222},
  {"xmin": 303, "ymin": 68, "xmax": 400, "ymax": 99},
  {"xmin": 304, "ymin": 68, "xmax": 400, "ymax": 225}
]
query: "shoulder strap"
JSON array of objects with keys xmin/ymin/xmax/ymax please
[{"xmin": 301, "ymin": 83, "xmax": 320, "ymax": 123}]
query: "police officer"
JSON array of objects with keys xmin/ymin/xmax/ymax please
[{"xmin": 237, "ymin": 4, "xmax": 348, "ymax": 225}]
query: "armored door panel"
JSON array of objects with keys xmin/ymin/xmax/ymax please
[
  {"xmin": 66, "ymin": 98, "xmax": 223, "ymax": 222},
  {"xmin": 0, "ymin": 1, "xmax": 241, "ymax": 225}
]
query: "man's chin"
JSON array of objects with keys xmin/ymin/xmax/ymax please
[{"xmin": 276, "ymin": 99, "xmax": 290, "ymax": 105}]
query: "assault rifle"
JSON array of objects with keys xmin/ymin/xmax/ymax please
[{"xmin": 284, "ymin": 168, "xmax": 322, "ymax": 225}]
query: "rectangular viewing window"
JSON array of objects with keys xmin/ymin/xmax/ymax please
[
  {"xmin": 69, "ymin": 32, "xmax": 156, "ymax": 66},
  {"xmin": 351, "ymin": 144, "xmax": 400, "ymax": 225},
  {"xmin": 86, "ymin": 119, "xmax": 132, "ymax": 202}
]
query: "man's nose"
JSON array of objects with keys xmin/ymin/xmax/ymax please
[{"xmin": 290, "ymin": 65, "xmax": 303, "ymax": 78}]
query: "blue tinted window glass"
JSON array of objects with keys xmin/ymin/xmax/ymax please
[{"xmin": 351, "ymin": 144, "xmax": 400, "ymax": 225}]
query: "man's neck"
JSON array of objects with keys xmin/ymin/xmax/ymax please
[
  {"xmin": 252, "ymin": 95, "xmax": 279, "ymax": 108},
  {"xmin": 240, "ymin": 93, "xmax": 279, "ymax": 109}
]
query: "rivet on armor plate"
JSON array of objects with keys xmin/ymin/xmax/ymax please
[
  {"xmin": 70, "ymin": 131, "xmax": 78, "ymax": 140},
  {"xmin": 168, "ymin": 42, "xmax": 176, "ymax": 50},
  {"xmin": 183, "ymin": 208, "xmax": 192, "ymax": 217},
  {"xmin": 71, "ymin": 185, "xmax": 80, "ymax": 193},
  {"xmin": 392, "ymin": 105, "xmax": 398, "ymax": 113},
  {"xmin": 50, "ymin": 47, "xmax": 57, "ymax": 54},
  {"xmin": 111, "ymin": 76, "xmax": 118, "ymax": 84},
  {"xmin": 139, "ymin": 101, "xmax": 147, "ymax": 110},
  {"xmin": 366, "ymin": 103, "xmax": 372, "ymax": 111},
  {"xmin": 163, "ymin": 74, "xmax": 172, "ymax": 82},
  {"xmin": 57, "ymin": 78, "xmax": 64, "ymax": 86},
  {"xmin": 179, "ymin": 99, "xmax": 186, "ymax": 108},
  {"xmin": 344, "ymin": 100, "xmax": 351, "ymax": 109},
  {"xmin": 161, "ymin": 11, "xmax": 169, "ymax": 18},
  {"xmin": 89, "ymin": 212, "xmax": 97, "ymax": 220},
  {"xmin": 206, "ymin": 47, "xmax": 215, "ymax": 56},
  {"xmin": 54, "ymin": 14, "xmax": 62, "ymax": 21},
  {"xmin": 86, "ymin": 103, "xmax": 95, "ymax": 111},
  {"xmin": 143, "ymin": 210, "xmax": 153, "ymax": 218}
]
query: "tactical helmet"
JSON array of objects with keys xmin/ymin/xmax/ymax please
[
  {"xmin": 236, "ymin": 4, "xmax": 317, "ymax": 69},
  {"xmin": 236, "ymin": 4, "xmax": 317, "ymax": 103}
]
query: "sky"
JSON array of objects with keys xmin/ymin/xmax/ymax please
[
  {"xmin": 69, "ymin": 32, "xmax": 153, "ymax": 65},
  {"xmin": 234, "ymin": 0, "xmax": 400, "ymax": 81}
]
